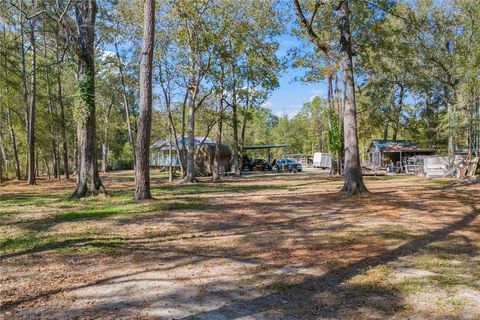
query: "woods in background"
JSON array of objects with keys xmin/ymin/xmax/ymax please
[{"xmin": 0, "ymin": 0, "xmax": 480, "ymax": 197}]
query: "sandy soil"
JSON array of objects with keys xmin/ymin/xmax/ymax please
[{"xmin": 1, "ymin": 171, "xmax": 479, "ymax": 319}]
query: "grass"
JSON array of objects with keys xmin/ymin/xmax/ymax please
[
  {"xmin": 396, "ymin": 277, "xmax": 428, "ymax": 294},
  {"xmin": 0, "ymin": 189, "xmax": 208, "ymax": 253},
  {"xmin": 1, "ymin": 171, "xmax": 479, "ymax": 318}
]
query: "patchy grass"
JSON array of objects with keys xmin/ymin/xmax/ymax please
[
  {"xmin": 0, "ymin": 171, "xmax": 479, "ymax": 319},
  {"xmin": 396, "ymin": 277, "xmax": 429, "ymax": 295}
]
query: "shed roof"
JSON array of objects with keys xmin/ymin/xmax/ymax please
[
  {"xmin": 369, "ymin": 140, "xmax": 436, "ymax": 153},
  {"xmin": 370, "ymin": 140, "xmax": 419, "ymax": 151}
]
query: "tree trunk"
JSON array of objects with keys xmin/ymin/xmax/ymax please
[
  {"xmin": 168, "ymin": 129, "xmax": 173, "ymax": 182},
  {"xmin": 231, "ymin": 71, "xmax": 241, "ymax": 176},
  {"xmin": 6, "ymin": 108, "xmax": 21, "ymax": 180},
  {"xmin": 185, "ymin": 98, "xmax": 196, "ymax": 183},
  {"xmin": 44, "ymin": 33, "xmax": 60, "ymax": 179},
  {"xmin": 43, "ymin": 155, "xmax": 51, "ymax": 180},
  {"xmin": 102, "ymin": 96, "xmax": 113, "ymax": 173},
  {"xmin": 392, "ymin": 84, "xmax": 404, "ymax": 140},
  {"xmin": 101, "ymin": 143, "xmax": 108, "ymax": 173},
  {"xmin": 71, "ymin": 0, "xmax": 106, "ymax": 199},
  {"xmin": 0, "ymin": 127, "xmax": 7, "ymax": 181},
  {"xmin": 338, "ymin": 0, "xmax": 368, "ymax": 195},
  {"xmin": 134, "ymin": 0, "xmax": 155, "ymax": 200},
  {"xmin": 114, "ymin": 36, "xmax": 136, "ymax": 168},
  {"xmin": 447, "ymin": 91, "xmax": 457, "ymax": 156},
  {"xmin": 334, "ymin": 74, "xmax": 343, "ymax": 175},
  {"xmin": 27, "ymin": 13, "xmax": 37, "ymax": 185},
  {"xmin": 327, "ymin": 71, "xmax": 338, "ymax": 175},
  {"xmin": 239, "ymin": 78, "xmax": 251, "ymax": 174},
  {"xmin": 184, "ymin": 52, "xmax": 200, "ymax": 183},
  {"xmin": 20, "ymin": 7, "xmax": 30, "ymax": 180},
  {"xmin": 55, "ymin": 28, "xmax": 69, "ymax": 179},
  {"xmin": 180, "ymin": 92, "xmax": 187, "ymax": 177},
  {"xmin": 213, "ymin": 112, "xmax": 223, "ymax": 181},
  {"xmin": 102, "ymin": 114, "xmax": 109, "ymax": 173},
  {"xmin": 0, "ymin": 147, "xmax": 2, "ymax": 183},
  {"xmin": 0, "ymin": 129, "xmax": 3, "ymax": 183}
]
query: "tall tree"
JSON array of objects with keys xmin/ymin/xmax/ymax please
[
  {"xmin": 294, "ymin": 0, "xmax": 368, "ymax": 195},
  {"xmin": 134, "ymin": 0, "xmax": 155, "ymax": 200},
  {"xmin": 337, "ymin": 1, "xmax": 367, "ymax": 194},
  {"xmin": 67, "ymin": 0, "xmax": 106, "ymax": 198},
  {"xmin": 27, "ymin": 0, "xmax": 37, "ymax": 184}
]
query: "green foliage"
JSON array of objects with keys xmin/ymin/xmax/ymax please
[
  {"xmin": 74, "ymin": 73, "xmax": 95, "ymax": 125},
  {"xmin": 327, "ymin": 110, "xmax": 341, "ymax": 155}
]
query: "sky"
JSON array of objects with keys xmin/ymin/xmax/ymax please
[{"xmin": 265, "ymin": 33, "xmax": 328, "ymax": 118}]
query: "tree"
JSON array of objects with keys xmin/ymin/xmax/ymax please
[
  {"xmin": 293, "ymin": 0, "xmax": 368, "ymax": 195},
  {"xmin": 134, "ymin": 0, "xmax": 155, "ymax": 200},
  {"xmin": 26, "ymin": 0, "xmax": 37, "ymax": 185},
  {"xmin": 68, "ymin": 0, "xmax": 106, "ymax": 198}
]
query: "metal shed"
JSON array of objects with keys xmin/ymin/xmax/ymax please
[{"xmin": 368, "ymin": 140, "xmax": 436, "ymax": 171}]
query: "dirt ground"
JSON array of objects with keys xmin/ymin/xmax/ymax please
[{"xmin": 1, "ymin": 171, "xmax": 480, "ymax": 319}]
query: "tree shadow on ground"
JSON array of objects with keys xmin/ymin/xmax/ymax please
[
  {"xmin": 175, "ymin": 207, "xmax": 479, "ymax": 319},
  {"xmin": 1, "ymin": 176, "xmax": 479, "ymax": 318}
]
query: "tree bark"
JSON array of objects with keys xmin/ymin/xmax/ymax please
[
  {"xmin": 114, "ymin": 36, "xmax": 136, "ymax": 168},
  {"xmin": 338, "ymin": 0, "xmax": 368, "ymax": 195},
  {"xmin": 184, "ymin": 56, "xmax": 200, "ymax": 183},
  {"xmin": 6, "ymin": 108, "xmax": 21, "ymax": 180},
  {"xmin": 185, "ymin": 97, "xmax": 196, "ymax": 183},
  {"xmin": 44, "ymin": 32, "xmax": 60, "ymax": 179},
  {"xmin": 20, "ymin": 6, "xmax": 30, "ymax": 180},
  {"xmin": 334, "ymin": 73, "xmax": 343, "ymax": 175},
  {"xmin": 239, "ymin": 78, "xmax": 251, "ymax": 174},
  {"xmin": 213, "ymin": 111, "xmax": 223, "ymax": 181},
  {"xmin": 55, "ymin": 28, "xmax": 70, "ymax": 179},
  {"xmin": 213, "ymin": 67, "xmax": 225, "ymax": 182},
  {"xmin": 180, "ymin": 91, "xmax": 187, "ymax": 177},
  {"xmin": 327, "ymin": 71, "xmax": 338, "ymax": 175},
  {"xmin": 71, "ymin": 0, "xmax": 106, "ymax": 198},
  {"xmin": 447, "ymin": 91, "xmax": 457, "ymax": 156},
  {"xmin": 0, "ymin": 128, "xmax": 3, "ymax": 183},
  {"xmin": 231, "ymin": 68, "xmax": 241, "ymax": 176},
  {"xmin": 392, "ymin": 84, "xmax": 404, "ymax": 141},
  {"xmin": 168, "ymin": 128, "xmax": 173, "ymax": 182},
  {"xmin": 101, "ymin": 98, "xmax": 113, "ymax": 173},
  {"xmin": 0, "ymin": 126, "xmax": 7, "ymax": 181},
  {"xmin": 134, "ymin": 0, "xmax": 155, "ymax": 200},
  {"xmin": 27, "ymin": 11, "xmax": 37, "ymax": 185}
]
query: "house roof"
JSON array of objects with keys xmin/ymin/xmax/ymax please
[{"xmin": 151, "ymin": 136, "xmax": 214, "ymax": 151}]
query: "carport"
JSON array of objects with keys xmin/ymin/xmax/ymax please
[{"xmin": 244, "ymin": 144, "xmax": 288, "ymax": 163}]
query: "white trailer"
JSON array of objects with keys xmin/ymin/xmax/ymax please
[{"xmin": 313, "ymin": 152, "xmax": 332, "ymax": 169}]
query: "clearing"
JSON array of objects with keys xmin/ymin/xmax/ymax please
[{"xmin": 1, "ymin": 171, "xmax": 479, "ymax": 319}]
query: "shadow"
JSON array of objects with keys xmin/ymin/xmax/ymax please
[
  {"xmin": 177, "ymin": 208, "xmax": 479, "ymax": 319},
  {"xmin": 1, "ymin": 171, "xmax": 479, "ymax": 318}
]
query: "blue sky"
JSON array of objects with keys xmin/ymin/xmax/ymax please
[{"xmin": 266, "ymin": 33, "xmax": 328, "ymax": 118}]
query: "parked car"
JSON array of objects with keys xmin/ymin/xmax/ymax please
[
  {"xmin": 273, "ymin": 158, "xmax": 302, "ymax": 172},
  {"xmin": 242, "ymin": 156, "xmax": 255, "ymax": 171},
  {"xmin": 253, "ymin": 159, "xmax": 272, "ymax": 171}
]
